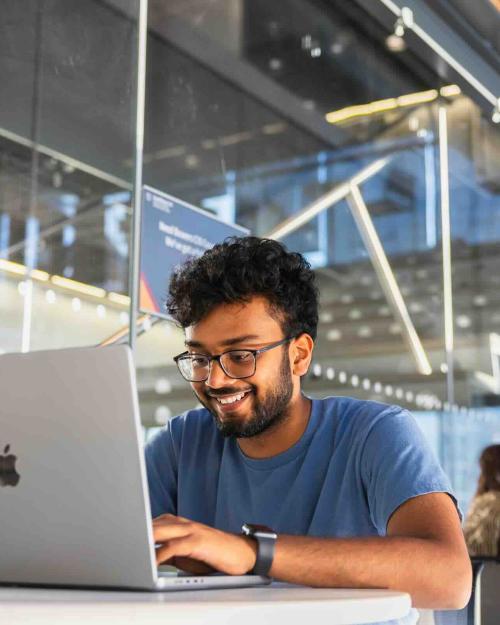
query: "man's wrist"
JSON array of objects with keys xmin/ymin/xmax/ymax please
[
  {"xmin": 240, "ymin": 535, "xmax": 258, "ymax": 573},
  {"xmin": 241, "ymin": 523, "xmax": 277, "ymax": 576}
]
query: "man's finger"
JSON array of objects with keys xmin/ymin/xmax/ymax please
[
  {"xmin": 155, "ymin": 535, "xmax": 197, "ymax": 565},
  {"xmin": 153, "ymin": 514, "xmax": 191, "ymax": 525},
  {"xmin": 153, "ymin": 524, "xmax": 193, "ymax": 542}
]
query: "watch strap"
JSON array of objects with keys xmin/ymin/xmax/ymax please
[{"xmin": 242, "ymin": 524, "xmax": 277, "ymax": 576}]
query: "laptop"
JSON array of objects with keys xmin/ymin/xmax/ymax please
[{"xmin": 0, "ymin": 344, "xmax": 270, "ymax": 591}]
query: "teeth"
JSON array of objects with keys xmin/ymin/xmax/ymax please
[{"xmin": 217, "ymin": 392, "xmax": 247, "ymax": 405}]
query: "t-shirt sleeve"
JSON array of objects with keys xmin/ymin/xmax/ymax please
[
  {"xmin": 360, "ymin": 407, "xmax": 459, "ymax": 535},
  {"xmin": 144, "ymin": 423, "xmax": 179, "ymax": 519}
]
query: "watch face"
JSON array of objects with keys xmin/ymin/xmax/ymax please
[
  {"xmin": 242, "ymin": 523, "xmax": 277, "ymax": 538},
  {"xmin": 245, "ymin": 524, "xmax": 273, "ymax": 533}
]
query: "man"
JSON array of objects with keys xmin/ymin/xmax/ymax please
[{"xmin": 145, "ymin": 236, "xmax": 471, "ymax": 615}]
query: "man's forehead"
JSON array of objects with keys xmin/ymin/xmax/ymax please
[{"xmin": 184, "ymin": 298, "xmax": 283, "ymax": 346}]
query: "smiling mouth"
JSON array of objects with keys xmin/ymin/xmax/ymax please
[{"xmin": 208, "ymin": 390, "xmax": 253, "ymax": 410}]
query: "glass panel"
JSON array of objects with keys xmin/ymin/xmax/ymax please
[
  {"xmin": 446, "ymin": 96, "xmax": 500, "ymax": 511},
  {"xmin": 136, "ymin": 0, "xmax": 451, "ymax": 437},
  {"xmin": 0, "ymin": 0, "xmax": 138, "ymax": 353}
]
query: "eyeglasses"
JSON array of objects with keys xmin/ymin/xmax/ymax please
[{"xmin": 174, "ymin": 337, "xmax": 292, "ymax": 382}]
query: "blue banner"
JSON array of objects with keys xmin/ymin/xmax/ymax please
[{"xmin": 139, "ymin": 186, "xmax": 249, "ymax": 318}]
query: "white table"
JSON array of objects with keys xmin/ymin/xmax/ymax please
[{"xmin": 0, "ymin": 584, "xmax": 412, "ymax": 625}]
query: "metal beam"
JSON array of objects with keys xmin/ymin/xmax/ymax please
[
  {"xmin": 266, "ymin": 158, "xmax": 390, "ymax": 241},
  {"xmin": 438, "ymin": 105, "xmax": 455, "ymax": 405},
  {"xmin": 355, "ymin": 0, "xmax": 500, "ymax": 111},
  {"xmin": 128, "ymin": 0, "xmax": 149, "ymax": 353},
  {"xmin": 267, "ymin": 155, "xmax": 432, "ymax": 375},
  {"xmin": 347, "ymin": 184, "xmax": 432, "ymax": 376}
]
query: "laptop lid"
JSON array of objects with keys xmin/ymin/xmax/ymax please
[{"xmin": 0, "ymin": 345, "xmax": 159, "ymax": 589}]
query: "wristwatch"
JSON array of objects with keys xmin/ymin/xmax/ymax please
[{"xmin": 241, "ymin": 523, "xmax": 277, "ymax": 576}]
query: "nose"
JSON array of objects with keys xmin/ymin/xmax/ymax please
[{"xmin": 205, "ymin": 358, "xmax": 233, "ymax": 389}]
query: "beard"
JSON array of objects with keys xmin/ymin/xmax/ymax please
[{"xmin": 197, "ymin": 349, "xmax": 294, "ymax": 439}]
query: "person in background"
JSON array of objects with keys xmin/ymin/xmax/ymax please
[{"xmin": 464, "ymin": 444, "xmax": 500, "ymax": 556}]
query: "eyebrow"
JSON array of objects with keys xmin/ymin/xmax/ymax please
[{"xmin": 185, "ymin": 335, "xmax": 262, "ymax": 349}]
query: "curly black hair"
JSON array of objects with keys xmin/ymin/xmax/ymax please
[{"xmin": 166, "ymin": 236, "xmax": 319, "ymax": 340}]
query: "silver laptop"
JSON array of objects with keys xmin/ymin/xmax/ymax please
[{"xmin": 0, "ymin": 345, "xmax": 270, "ymax": 591}]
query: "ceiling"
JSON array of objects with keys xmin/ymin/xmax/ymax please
[{"xmin": 1, "ymin": 0, "xmax": 500, "ymax": 420}]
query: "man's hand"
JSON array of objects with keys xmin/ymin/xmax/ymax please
[{"xmin": 153, "ymin": 514, "xmax": 257, "ymax": 575}]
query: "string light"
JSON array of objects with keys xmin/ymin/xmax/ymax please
[{"xmin": 306, "ymin": 364, "xmax": 485, "ymax": 417}]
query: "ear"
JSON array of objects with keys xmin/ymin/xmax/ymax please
[{"xmin": 291, "ymin": 333, "xmax": 314, "ymax": 377}]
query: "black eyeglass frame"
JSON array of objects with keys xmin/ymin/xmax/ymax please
[{"xmin": 173, "ymin": 337, "xmax": 293, "ymax": 382}]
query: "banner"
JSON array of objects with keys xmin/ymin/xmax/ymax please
[{"xmin": 139, "ymin": 186, "xmax": 249, "ymax": 318}]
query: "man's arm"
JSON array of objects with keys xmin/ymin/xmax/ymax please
[
  {"xmin": 153, "ymin": 492, "xmax": 471, "ymax": 610},
  {"xmin": 269, "ymin": 492, "xmax": 471, "ymax": 609}
]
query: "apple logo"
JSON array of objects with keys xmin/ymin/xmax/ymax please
[{"xmin": 0, "ymin": 444, "xmax": 21, "ymax": 487}]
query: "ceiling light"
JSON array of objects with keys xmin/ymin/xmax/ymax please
[
  {"xmin": 338, "ymin": 371, "xmax": 347, "ymax": 384},
  {"xmin": 154, "ymin": 405, "xmax": 172, "ymax": 426},
  {"xmin": 362, "ymin": 378, "xmax": 371, "ymax": 390},
  {"xmin": 51, "ymin": 275, "xmax": 106, "ymax": 298},
  {"xmin": 301, "ymin": 34, "xmax": 312, "ymax": 50},
  {"xmin": 31, "ymin": 269, "xmax": 49, "ymax": 281},
  {"xmin": 108, "ymin": 292, "xmax": 130, "ymax": 306},
  {"xmin": 397, "ymin": 90, "xmax": 438, "ymax": 107},
  {"xmin": 456, "ymin": 314, "xmax": 471, "ymax": 329},
  {"xmin": 492, "ymin": 98, "xmax": 500, "ymax": 123},
  {"xmin": 72, "ymin": 297, "xmax": 81, "ymax": 312},
  {"xmin": 185, "ymin": 155, "xmax": 199, "ymax": 169},
  {"xmin": 327, "ymin": 328, "xmax": 342, "ymax": 341},
  {"xmin": 440, "ymin": 85, "xmax": 461, "ymax": 98},
  {"xmin": 325, "ymin": 85, "xmax": 447, "ymax": 126},
  {"xmin": 320, "ymin": 311, "xmax": 333, "ymax": 323},
  {"xmin": 389, "ymin": 323, "xmax": 402, "ymax": 335},
  {"xmin": 385, "ymin": 34, "xmax": 406, "ymax": 53},
  {"xmin": 96, "ymin": 304, "xmax": 107, "ymax": 319},
  {"xmin": 155, "ymin": 378, "xmax": 172, "ymax": 394},
  {"xmin": 340, "ymin": 294, "xmax": 353, "ymax": 304},
  {"xmin": 326, "ymin": 367, "xmax": 335, "ymax": 380},
  {"xmin": 45, "ymin": 289, "xmax": 56, "ymax": 304},
  {"xmin": 349, "ymin": 308, "xmax": 362, "ymax": 320},
  {"xmin": 357, "ymin": 325, "xmax": 373, "ymax": 338},
  {"xmin": 473, "ymin": 295, "xmax": 488, "ymax": 307},
  {"xmin": 312, "ymin": 363, "xmax": 322, "ymax": 377},
  {"xmin": 262, "ymin": 122, "xmax": 287, "ymax": 135},
  {"xmin": 0, "ymin": 259, "xmax": 26, "ymax": 276},
  {"xmin": 373, "ymin": 382, "xmax": 382, "ymax": 393},
  {"xmin": 408, "ymin": 116, "xmax": 419, "ymax": 132},
  {"xmin": 17, "ymin": 281, "xmax": 27, "ymax": 296},
  {"xmin": 269, "ymin": 58, "xmax": 282, "ymax": 71},
  {"xmin": 351, "ymin": 375, "xmax": 359, "ymax": 387}
]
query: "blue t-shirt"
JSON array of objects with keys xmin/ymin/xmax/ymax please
[{"xmin": 145, "ymin": 396, "xmax": 457, "ymax": 625}]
